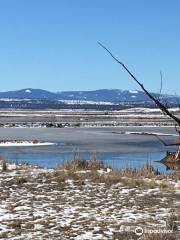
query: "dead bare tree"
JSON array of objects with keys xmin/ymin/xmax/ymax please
[
  {"xmin": 98, "ymin": 42, "xmax": 180, "ymax": 161},
  {"xmin": 98, "ymin": 42, "xmax": 180, "ymax": 127}
]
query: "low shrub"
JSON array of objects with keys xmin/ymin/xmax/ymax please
[
  {"xmin": 2, "ymin": 160, "xmax": 7, "ymax": 171},
  {"xmin": 16, "ymin": 176, "xmax": 28, "ymax": 185},
  {"xmin": 62, "ymin": 157, "xmax": 104, "ymax": 171}
]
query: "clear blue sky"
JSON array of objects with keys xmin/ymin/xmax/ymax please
[{"xmin": 0, "ymin": 0, "xmax": 180, "ymax": 93}]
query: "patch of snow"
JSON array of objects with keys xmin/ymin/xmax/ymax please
[
  {"xmin": 124, "ymin": 131, "xmax": 178, "ymax": 137},
  {"xmin": 120, "ymin": 188, "xmax": 135, "ymax": 194},
  {"xmin": 119, "ymin": 107, "xmax": 180, "ymax": 113},
  {"xmin": 7, "ymin": 163, "xmax": 17, "ymax": 170},
  {"xmin": 25, "ymin": 89, "xmax": 31, "ymax": 93},
  {"xmin": 59, "ymin": 100, "xmax": 117, "ymax": 105},
  {"xmin": 0, "ymin": 98, "xmax": 31, "ymax": 101},
  {"xmin": 129, "ymin": 90, "xmax": 138, "ymax": 94},
  {"xmin": 34, "ymin": 224, "xmax": 44, "ymax": 230},
  {"xmin": 75, "ymin": 231, "xmax": 104, "ymax": 240},
  {"xmin": 0, "ymin": 141, "xmax": 56, "ymax": 147},
  {"xmin": 14, "ymin": 206, "xmax": 31, "ymax": 211}
]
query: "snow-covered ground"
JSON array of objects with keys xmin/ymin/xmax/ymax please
[
  {"xmin": 112, "ymin": 131, "xmax": 179, "ymax": 137},
  {"xmin": 119, "ymin": 107, "xmax": 180, "ymax": 113},
  {"xmin": 0, "ymin": 107, "xmax": 179, "ymax": 128},
  {"xmin": 59, "ymin": 100, "xmax": 118, "ymax": 105},
  {"xmin": 0, "ymin": 162, "xmax": 179, "ymax": 239}
]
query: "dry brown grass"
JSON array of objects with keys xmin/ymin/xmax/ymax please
[
  {"xmin": 166, "ymin": 213, "xmax": 180, "ymax": 232},
  {"xmin": 62, "ymin": 156, "xmax": 104, "ymax": 171},
  {"xmin": 52, "ymin": 158, "xmax": 180, "ymax": 188},
  {"xmin": 2, "ymin": 159, "xmax": 7, "ymax": 171},
  {"xmin": 112, "ymin": 230, "xmax": 179, "ymax": 240},
  {"xmin": 141, "ymin": 233, "xmax": 178, "ymax": 240},
  {"xmin": 15, "ymin": 176, "xmax": 28, "ymax": 185}
]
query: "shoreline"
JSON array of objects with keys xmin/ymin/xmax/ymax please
[{"xmin": 0, "ymin": 126, "xmax": 176, "ymax": 152}]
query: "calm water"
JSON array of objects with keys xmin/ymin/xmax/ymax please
[
  {"xmin": 0, "ymin": 144, "xmax": 174, "ymax": 173},
  {"xmin": 0, "ymin": 127, "xmax": 177, "ymax": 173}
]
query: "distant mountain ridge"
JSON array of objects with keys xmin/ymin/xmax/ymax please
[
  {"xmin": 0, "ymin": 88, "xmax": 57, "ymax": 100},
  {"xmin": 0, "ymin": 88, "xmax": 179, "ymax": 104}
]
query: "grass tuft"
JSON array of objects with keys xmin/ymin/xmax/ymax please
[{"xmin": 62, "ymin": 156, "xmax": 104, "ymax": 171}]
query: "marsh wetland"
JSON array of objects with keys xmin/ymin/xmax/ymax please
[
  {"xmin": 0, "ymin": 126, "xmax": 178, "ymax": 173},
  {"xmin": 0, "ymin": 109, "xmax": 180, "ymax": 239}
]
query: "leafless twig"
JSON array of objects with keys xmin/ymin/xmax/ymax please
[
  {"xmin": 159, "ymin": 71, "xmax": 163, "ymax": 95},
  {"xmin": 157, "ymin": 71, "xmax": 163, "ymax": 102}
]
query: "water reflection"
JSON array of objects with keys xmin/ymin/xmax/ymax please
[
  {"xmin": 0, "ymin": 145, "xmax": 172, "ymax": 174},
  {"xmin": 162, "ymin": 161, "xmax": 180, "ymax": 171}
]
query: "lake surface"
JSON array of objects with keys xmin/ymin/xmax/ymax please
[{"xmin": 0, "ymin": 127, "xmax": 177, "ymax": 173}]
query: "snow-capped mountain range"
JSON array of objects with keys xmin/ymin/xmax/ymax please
[{"xmin": 0, "ymin": 88, "xmax": 179, "ymax": 104}]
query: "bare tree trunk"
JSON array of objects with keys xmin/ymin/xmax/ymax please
[
  {"xmin": 98, "ymin": 42, "xmax": 180, "ymax": 165},
  {"xmin": 98, "ymin": 42, "xmax": 180, "ymax": 128}
]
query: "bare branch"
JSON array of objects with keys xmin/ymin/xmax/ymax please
[
  {"xmin": 153, "ymin": 134, "xmax": 180, "ymax": 146},
  {"xmin": 98, "ymin": 42, "xmax": 180, "ymax": 127},
  {"xmin": 157, "ymin": 71, "xmax": 163, "ymax": 101},
  {"xmin": 175, "ymin": 124, "xmax": 180, "ymax": 136},
  {"xmin": 159, "ymin": 71, "xmax": 163, "ymax": 95}
]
